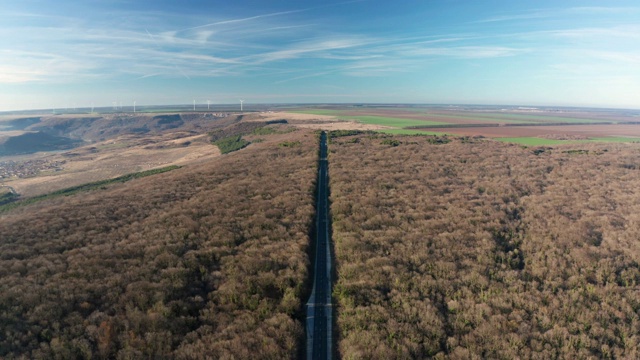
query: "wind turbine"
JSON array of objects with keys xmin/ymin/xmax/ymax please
[
  {"xmin": 207, "ymin": 100, "xmax": 211, "ymax": 110},
  {"xmin": 193, "ymin": 100, "xmax": 196, "ymax": 111},
  {"xmin": 239, "ymin": 99, "xmax": 244, "ymax": 112},
  {"xmin": 133, "ymin": 101, "xmax": 136, "ymax": 113}
]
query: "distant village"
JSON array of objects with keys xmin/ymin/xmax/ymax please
[{"xmin": 0, "ymin": 159, "xmax": 65, "ymax": 179}]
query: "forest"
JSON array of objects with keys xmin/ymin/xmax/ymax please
[
  {"xmin": 329, "ymin": 133, "xmax": 640, "ymax": 359},
  {"xmin": 3, "ymin": 123, "xmax": 640, "ymax": 359},
  {"xmin": 0, "ymin": 130, "xmax": 317, "ymax": 359}
]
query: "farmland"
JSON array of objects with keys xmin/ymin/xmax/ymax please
[
  {"xmin": 423, "ymin": 124, "xmax": 640, "ymax": 139},
  {"xmin": 290, "ymin": 106, "xmax": 640, "ymax": 144}
]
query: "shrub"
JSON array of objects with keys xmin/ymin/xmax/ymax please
[
  {"xmin": 278, "ymin": 141, "xmax": 301, "ymax": 148},
  {"xmin": 213, "ymin": 135, "xmax": 250, "ymax": 154},
  {"xmin": 381, "ymin": 139, "xmax": 400, "ymax": 146}
]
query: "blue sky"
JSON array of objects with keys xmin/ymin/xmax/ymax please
[{"xmin": 1, "ymin": 0, "xmax": 639, "ymax": 111}]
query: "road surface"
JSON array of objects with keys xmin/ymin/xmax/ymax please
[{"xmin": 306, "ymin": 131, "xmax": 333, "ymax": 360}]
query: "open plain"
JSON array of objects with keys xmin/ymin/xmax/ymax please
[{"xmin": 289, "ymin": 106, "xmax": 640, "ymax": 144}]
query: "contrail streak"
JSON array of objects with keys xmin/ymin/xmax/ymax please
[
  {"xmin": 175, "ymin": 65, "xmax": 191, "ymax": 80},
  {"xmin": 145, "ymin": 28, "xmax": 155, "ymax": 41},
  {"xmin": 179, "ymin": 0, "xmax": 370, "ymax": 32},
  {"xmin": 179, "ymin": 10, "xmax": 303, "ymax": 31}
]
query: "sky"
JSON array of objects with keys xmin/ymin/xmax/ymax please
[{"xmin": 0, "ymin": 0, "xmax": 639, "ymax": 111}]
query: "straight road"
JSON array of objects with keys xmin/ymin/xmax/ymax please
[{"xmin": 306, "ymin": 131, "xmax": 333, "ymax": 360}]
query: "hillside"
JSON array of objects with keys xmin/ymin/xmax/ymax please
[
  {"xmin": 0, "ymin": 129, "xmax": 317, "ymax": 359},
  {"xmin": 28, "ymin": 113, "xmax": 239, "ymax": 141},
  {"xmin": 329, "ymin": 133, "xmax": 640, "ymax": 359},
  {"xmin": 0, "ymin": 113, "xmax": 243, "ymax": 158},
  {"xmin": 0, "ymin": 114, "xmax": 280, "ymax": 198},
  {"xmin": 0, "ymin": 117, "xmax": 42, "ymax": 131},
  {"xmin": 0, "ymin": 131, "xmax": 83, "ymax": 156}
]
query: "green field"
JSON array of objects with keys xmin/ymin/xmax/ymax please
[
  {"xmin": 421, "ymin": 112, "xmax": 535, "ymax": 124},
  {"xmin": 341, "ymin": 115, "xmax": 446, "ymax": 128},
  {"xmin": 290, "ymin": 109, "xmax": 447, "ymax": 129},
  {"xmin": 483, "ymin": 113, "xmax": 608, "ymax": 124},
  {"xmin": 291, "ymin": 108, "xmax": 634, "ymax": 144},
  {"xmin": 417, "ymin": 112, "xmax": 608, "ymax": 124},
  {"xmin": 328, "ymin": 108, "xmax": 605, "ymax": 124},
  {"xmin": 494, "ymin": 137, "xmax": 572, "ymax": 145},
  {"xmin": 290, "ymin": 109, "xmax": 344, "ymax": 116},
  {"xmin": 377, "ymin": 128, "xmax": 447, "ymax": 135},
  {"xmin": 587, "ymin": 136, "xmax": 640, "ymax": 143}
]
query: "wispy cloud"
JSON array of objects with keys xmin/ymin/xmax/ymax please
[
  {"xmin": 0, "ymin": 0, "xmax": 638, "ymax": 94},
  {"xmin": 405, "ymin": 46, "xmax": 528, "ymax": 58},
  {"xmin": 474, "ymin": 11, "xmax": 553, "ymax": 23},
  {"xmin": 585, "ymin": 50, "xmax": 640, "ymax": 64},
  {"xmin": 551, "ymin": 25, "xmax": 640, "ymax": 40},
  {"xmin": 274, "ymin": 69, "xmax": 343, "ymax": 84},
  {"xmin": 569, "ymin": 6, "xmax": 640, "ymax": 14},
  {"xmin": 251, "ymin": 37, "xmax": 372, "ymax": 63},
  {"xmin": 474, "ymin": 6, "xmax": 640, "ymax": 24},
  {"xmin": 179, "ymin": 10, "xmax": 304, "ymax": 32}
]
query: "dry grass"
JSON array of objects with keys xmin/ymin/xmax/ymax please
[
  {"xmin": 254, "ymin": 111, "xmax": 338, "ymax": 122},
  {"xmin": 416, "ymin": 124, "xmax": 640, "ymax": 138},
  {"xmin": 256, "ymin": 112, "xmax": 390, "ymax": 131},
  {"xmin": 293, "ymin": 121, "xmax": 389, "ymax": 131},
  {"xmin": 4, "ymin": 133, "xmax": 220, "ymax": 197}
]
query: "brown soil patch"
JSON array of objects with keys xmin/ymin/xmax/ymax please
[
  {"xmin": 338, "ymin": 110, "xmax": 486, "ymax": 125},
  {"xmin": 338, "ymin": 109, "xmax": 522, "ymax": 125},
  {"xmin": 257, "ymin": 112, "xmax": 389, "ymax": 131},
  {"xmin": 423, "ymin": 124, "xmax": 640, "ymax": 138},
  {"xmin": 255, "ymin": 111, "xmax": 337, "ymax": 122},
  {"xmin": 293, "ymin": 121, "xmax": 389, "ymax": 131}
]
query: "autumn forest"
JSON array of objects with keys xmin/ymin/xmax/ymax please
[{"xmin": 2, "ymin": 126, "xmax": 640, "ymax": 359}]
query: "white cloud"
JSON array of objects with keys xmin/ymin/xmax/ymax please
[
  {"xmin": 400, "ymin": 45, "xmax": 527, "ymax": 59},
  {"xmin": 585, "ymin": 50, "xmax": 640, "ymax": 64},
  {"xmin": 552, "ymin": 25, "xmax": 640, "ymax": 40},
  {"xmin": 246, "ymin": 37, "xmax": 372, "ymax": 64},
  {"xmin": 474, "ymin": 11, "xmax": 553, "ymax": 23}
]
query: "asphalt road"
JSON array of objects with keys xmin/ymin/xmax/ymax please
[{"xmin": 306, "ymin": 131, "xmax": 333, "ymax": 360}]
